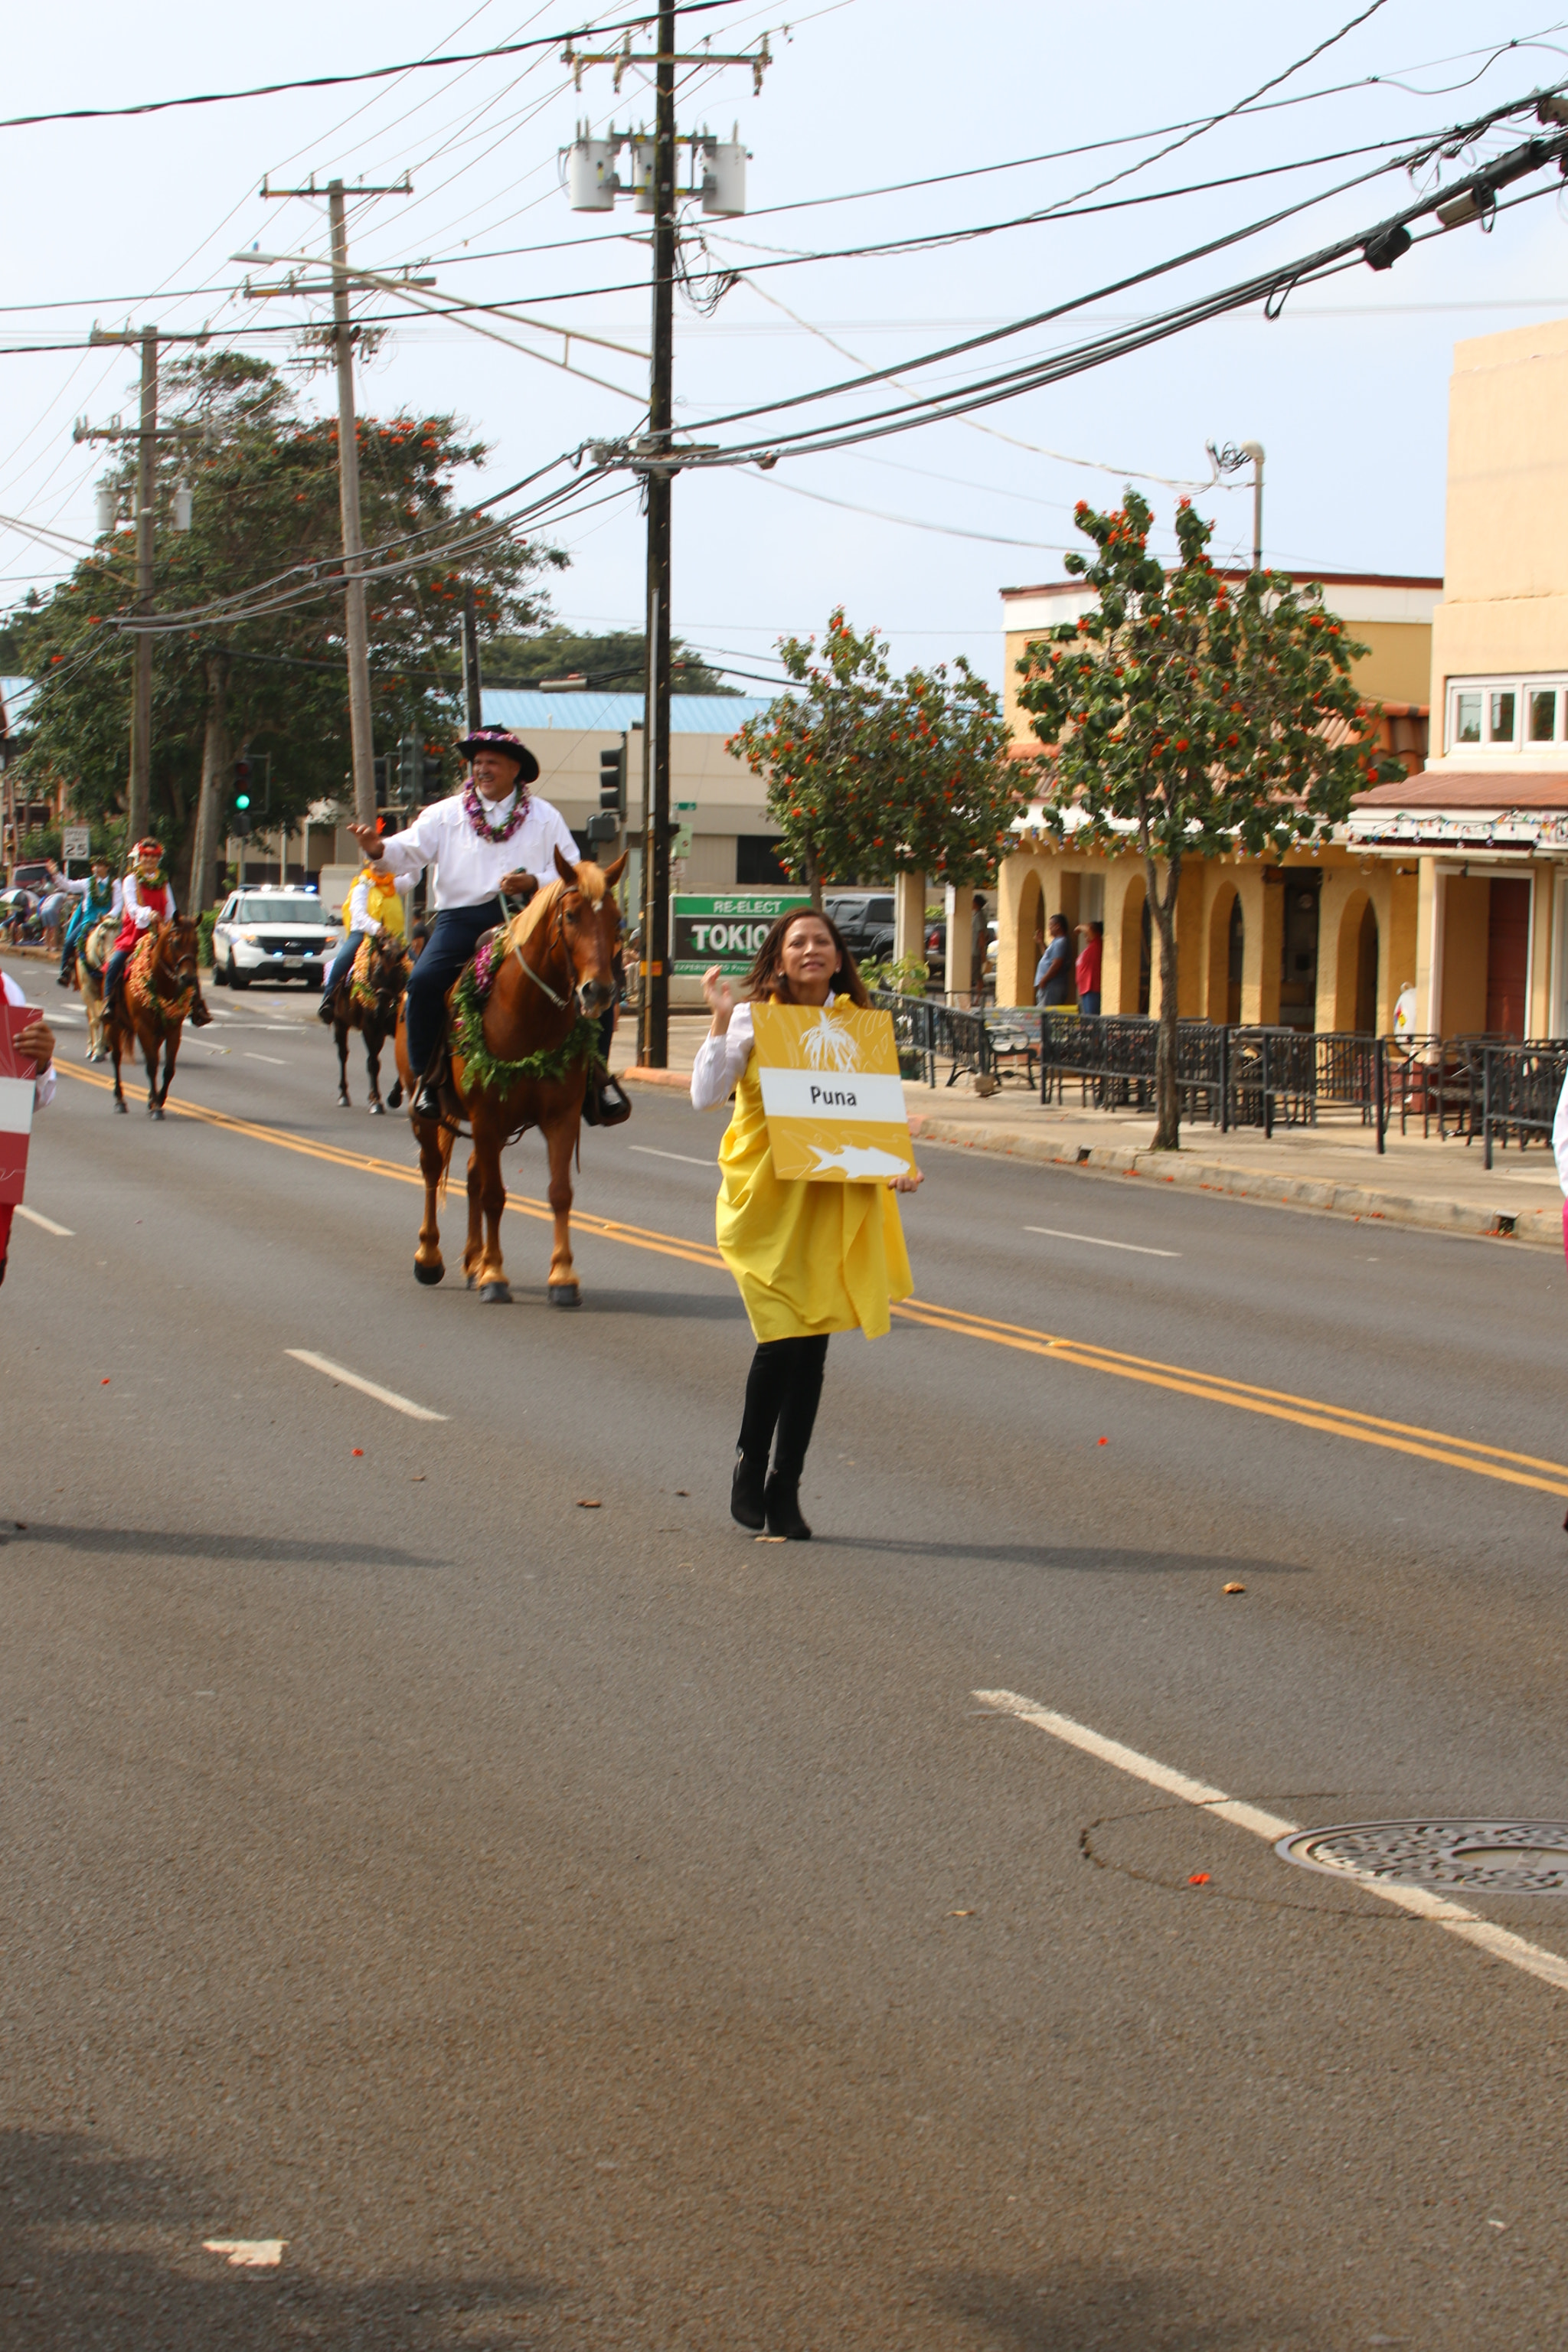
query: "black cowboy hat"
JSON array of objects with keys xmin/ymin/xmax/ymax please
[{"xmin": 456, "ymin": 726, "xmax": 540, "ymax": 785}]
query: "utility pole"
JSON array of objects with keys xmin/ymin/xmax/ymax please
[
  {"xmin": 1207, "ymin": 437, "xmax": 1266, "ymax": 575},
  {"xmin": 642, "ymin": 0, "xmax": 678, "ymax": 1069},
  {"xmin": 257, "ymin": 174, "xmax": 411, "ymax": 827},
  {"xmin": 560, "ymin": 31, "xmax": 764, "ymax": 1067},
  {"xmin": 76, "ymin": 324, "xmax": 206, "ymax": 851},
  {"xmin": 462, "ymin": 584, "xmax": 484, "ymax": 734}
]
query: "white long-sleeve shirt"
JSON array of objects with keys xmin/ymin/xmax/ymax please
[
  {"xmin": 376, "ymin": 787, "xmax": 580, "ymax": 913},
  {"xmin": 347, "ymin": 874, "xmax": 412, "ymax": 936},
  {"xmin": 1554, "ymin": 1069, "xmax": 1568, "ymax": 1197},
  {"xmin": 122, "ymin": 871, "xmax": 175, "ymax": 930},
  {"xmin": 3, "ymin": 971, "xmax": 55, "ymax": 1108},
  {"xmin": 691, "ymin": 1000, "xmax": 756, "ymax": 1110}
]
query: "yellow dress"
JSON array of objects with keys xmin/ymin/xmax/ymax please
[{"xmin": 717, "ymin": 1010, "xmax": 913, "ymax": 1342}]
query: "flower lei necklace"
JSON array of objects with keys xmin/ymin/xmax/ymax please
[{"xmin": 462, "ymin": 776, "xmax": 529, "ymax": 844}]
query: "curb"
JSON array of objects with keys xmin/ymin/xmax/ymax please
[
  {"xmin": 622, "ymin": 1065, "xmax": 691, "ymax": 1090},
  {"xmin": 904, "ymin": 1112, "xmax": 1563, "ymax": 1250}
]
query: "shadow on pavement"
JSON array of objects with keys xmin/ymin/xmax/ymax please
[
  {"xmin": 822, "ymin": 1537, "xmax": 1306, "ymax": 1577},
  {"xmin": 575, "ymin": 1289, "xmax": 744, "ymax": 1320},
  {"xmin": 928, "ymin": 2261, "xmax": 1327, "ymax": 2350},
  {"xmin": 5, "ymin": 1524, "xmax": 445, "ymax": 1570},
  {"xmin": 0, "ymin": 2128, "xmax": 557, "ymax": 2351}
]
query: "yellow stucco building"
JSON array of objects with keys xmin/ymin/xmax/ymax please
[
  {"xmin": 997, "ymin": 313, "xmax": 1568, "ymax": 1041},
  {"xmin": 995, "ymin": 573, "xmax": 1437, "ymax": 1031}
]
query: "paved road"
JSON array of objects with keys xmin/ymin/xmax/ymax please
[{"xmin": 7, "ymin": 950, "xmax": 1568, "ymax": 2350}]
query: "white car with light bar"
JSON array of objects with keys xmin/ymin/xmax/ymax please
[{"xmin": 211, "ymin": 887, "xmax": 338, "ymax": 990}]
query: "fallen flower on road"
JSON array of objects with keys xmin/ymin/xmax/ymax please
[
  {"xmin": 948, "ymin": 1908, "xmax": 976, "ymax": 1917},
  {"xmin": 351, "ymin": 1448, "xmax": 364, "ymax": 1458},
  {"xmin": 203, "ymin": 2239, "xmax": 286, "ymax": 2269},
  {"xmin": 1188, "ymin": 1873, "xmax": 1210, "ymax": 1885},
  {"xmin": 577, "ymin": 1498, "xmax": 602, "ymax": 1508},
  {"xmin": 1223, "ymin": 1582, "xmax": 1246, "ymax": 1594}
]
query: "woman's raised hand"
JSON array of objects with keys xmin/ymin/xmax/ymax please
[{"xmin": 702, "ymin": 964, "xmax": 736, "ymax": 1032}]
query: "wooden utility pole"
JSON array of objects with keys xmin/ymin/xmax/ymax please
[
  {"xmin": 78, "ymin": 324, "xmax": 208, "ymax": 854},
  {"xmin": 129, "ymin": 328, "xmax": 157, "ymax": 847},
  {"xmin": 640, "ymin": 0, "xmax": 678, "ymax": 1068},
  {"xmin": 260, "ymin": 175, "xmax": 410, "ymax": 827},
  {"xmin": 462, "ymin": 583, "xmax": 484, "ymax": 733}
]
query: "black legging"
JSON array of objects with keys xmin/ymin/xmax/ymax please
[{"xmin": 737, "ymin": 1334, "xmax": 828, "ymax": 1482}]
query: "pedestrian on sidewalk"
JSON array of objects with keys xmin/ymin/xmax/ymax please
[
  {"xmin": 1075, "ymin": 920, "xmax": 1104, "ymax": 1018},
  {"xmin": 1035, "ymin": 912, "xmax": 1073, "ymax": 1007},
  {"xmin": 691, "ymin": 907, "xmax": 922, "ymax": 1542}
]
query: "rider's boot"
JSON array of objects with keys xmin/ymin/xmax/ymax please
[
  {"xmin": 581, "ymin": 1009, "xmax": 632, "ymax": 1127},
  {"xmin": 316, "ymin": 989, "xmax": 338, "ymax": 1027},
  {"xmin": 410, "ymin": 1047, "xmax": 449, "ymax": 1125},
  {"xmin": 190, "ymin": 981, "xmax": 214, "ymax": 1027}
]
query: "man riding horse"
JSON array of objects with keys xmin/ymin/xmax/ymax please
[
  {"xmin": 318, "ymin": 854, "xmax": 410, "ymax": 1024},
  {"xmin": 57, "ymin": 856, "xmax": 120, "ymax": 988},
  {"xmin": 102, "ymin": 838, "xmax": 213, "ymax": 1030},
  {"xmin": 347, "ymin": 727, "xmax": 629, "ymax": 1127}
]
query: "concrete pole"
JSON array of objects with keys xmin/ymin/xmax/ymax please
[
  {"xmin": 328, "ymin": 181, "xmax": 376, "ymax": 828},
  {"xmin": 893, "ymin": 871, "xmax": 926, "ymax": 978},
  {"xmin": 944, "ymin": 882, "xmax": 974, "ymax": 1004},
  {"xmin": 127, "ymin": 328, "xmax": 157, "ymax": 847}
]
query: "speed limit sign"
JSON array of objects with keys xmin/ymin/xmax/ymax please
[{"xmin": 61, "ymin": 825, "xmax": 90, "ymax": 861}]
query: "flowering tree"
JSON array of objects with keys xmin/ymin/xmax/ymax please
[
  {"xmin": 11, "ymin": 353, "xmax": 559, "ymax": 904},
  {"xmin": 727, "ymin": 608, "xmax": 1016, "ymax": 909},
  {"xmin": 1014, "ymin": 492, "xmax": 1402, "ymax": 1150}
]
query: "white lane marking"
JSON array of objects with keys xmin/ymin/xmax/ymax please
[
  {"xmin": 286, "ymin": 1348, "xmax": 448, "ymax": 1423},
  {"xmin": 14, "ymin": 1204, "xmax": 74, "ymax": 1236},
  {"xmin": 630, "ymin": 1145, "xmax": 719, "ymax": 1170},
  {"xmin": 1024, "ymin": 1225, "xmax": 1181, "ymax": 1259},
  {"xmin": 975, "ymin": 1687, "xmax": 1568, "ymax": 1996},
  {"xmin": 204, "ymin": 2239, "xmax": 286, "ymax": 2269},
  {"xmin": 244, "ymin": 1052, "xmax": 288, "ymax": 1066}
]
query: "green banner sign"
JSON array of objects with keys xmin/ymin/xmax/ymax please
[{"xmin": 671, "ymin": 891, "xmax": 810, "ymax": 975}]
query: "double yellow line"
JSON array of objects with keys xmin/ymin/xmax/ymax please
[{"xmin": 57, "ymin": 1060, "xmax": 1568, "ymax": 1500}]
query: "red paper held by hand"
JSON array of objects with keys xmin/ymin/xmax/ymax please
[{"xmin": 0, "ymin": 1000, "xmax": 38, "ymax": 1210}]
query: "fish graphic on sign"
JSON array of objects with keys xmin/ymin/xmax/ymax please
[{"xmin": 752, "ymin": 1000, "xmax": 918, "ymax": 1184}]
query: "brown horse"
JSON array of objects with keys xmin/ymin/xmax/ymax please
[
  {"xmin": 106, "ymin": 917, "xmax": 200, "ymax": 1119},
  {"xmin": 395, "ymin": 848, "xmax": 626, "ymax": 1305},
  {"xmin": 329, "ymin": 930, "xmax": 410, "ymax": 1116}
]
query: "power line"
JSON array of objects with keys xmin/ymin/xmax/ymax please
[{"xmin": 0, "ymin": 2, "xmax": 750, "ymax": 132}]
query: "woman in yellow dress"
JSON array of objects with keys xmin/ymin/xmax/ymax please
[{"xmin": 691, "ymin": 906, "xmax": 922, "ymax": 1540}]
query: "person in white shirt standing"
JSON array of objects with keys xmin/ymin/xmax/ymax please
[
  {"xmin": 348, "ymin": 728, "xmax": 580, "ymax": 1125},
  {"xmin": 1, "ymin": 974, "xmax": 54, "ymax": 1289}
]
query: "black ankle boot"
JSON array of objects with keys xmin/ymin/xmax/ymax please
[
  {"xmin": 763, "ymin": 1472, "xmax": 812, "ymax": 1541},
  {"xmin": 731, "ymin": 1451, "xmax": 766, "ymax": 1530}
]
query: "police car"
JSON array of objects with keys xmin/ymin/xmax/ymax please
[{"xmin": 211, "ymin": 884, "xmax": 338, "ymax": 990}]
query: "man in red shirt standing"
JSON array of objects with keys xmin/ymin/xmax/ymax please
[{"xmin": 1075, "ymin": 920, "xmax": 1104, "ymax": 1018}]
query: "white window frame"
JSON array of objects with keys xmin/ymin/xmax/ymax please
[{"xmin": 1446, "ymin": 671, "xmax": 1568, "ymax": 754}]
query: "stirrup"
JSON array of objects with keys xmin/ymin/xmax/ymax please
[{"xmin": 583, "ymin": 1071, "xmax": 632, "ymax": 1129}]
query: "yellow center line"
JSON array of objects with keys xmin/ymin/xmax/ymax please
[{"xmin": 57, "ymin": 1060, "xmax": 1568, "ymax": 1499}]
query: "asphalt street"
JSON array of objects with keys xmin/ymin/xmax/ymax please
[{"xmin": 8, "ymin": 948, "xmax": 1568, "ymax": 2350}]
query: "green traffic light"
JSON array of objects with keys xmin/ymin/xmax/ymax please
[{"xmin": 235, "ymin": 794, "xmax": 250, "ymax": 809}]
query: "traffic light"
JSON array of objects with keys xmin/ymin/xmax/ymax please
[
  {"xmin": 422, "ymin": 750, "xmax": 444, "ymax": 798},
  {"xmin": 399, "ymin": 732, "xmax": 421, "ymax": 809},
  {"xmin": 232, "ymin": 759, "xmax": 253, "ymax": 839},
  {"xmin": 588, "ymin": 738, "xmax": 626, "ymax": 844},
  {"xmin": 373, "ymin": 753, "xmax": 390, "ymax": 808}
]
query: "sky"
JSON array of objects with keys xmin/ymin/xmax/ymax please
[{"xmin": 3, "ymin": 0, "xmax": 1568, "ymax": 702}]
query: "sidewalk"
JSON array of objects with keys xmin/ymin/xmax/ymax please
[{"xmin": 622, "ymin": 1014, "xmax": 1566, "ymax": 1250}]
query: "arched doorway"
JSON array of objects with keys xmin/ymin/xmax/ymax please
[
  {"xmin": 1206, "ymin": 883, "xmax": 1243, "ymax": 1024},
  {"xmin": 1355, "ymin": 900, "xmax": 1379, "ymax": 1034},
  {"xmin": 1119, "ymin": 871, "xmax": 1149, "ymax": 1017},
  {"xmin": 1332, "ymin": 890, "xmax": 1379, "ymax": 1034},
  {"xmin": 1014, "ymin": 868, "xmax": 1044, "ymax": 1003}
]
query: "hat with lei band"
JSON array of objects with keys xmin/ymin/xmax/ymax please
[{"xmin": 456, "ymin": 726, "xmax": 540, "ymax": 784}]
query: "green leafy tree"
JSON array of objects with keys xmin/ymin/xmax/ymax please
[
  {"xmin": 1015, "ymin": 491, "xmax": 1403, "ymax": 1150},
  {"xmin": 11, "ymin": 352, "xmax": 561, "ymax": 906},
  {"xmin": 482, "ymin": 624, "xmax": 737, "ymax": 694},
  {"xmin": 727, "ymin": 608, "xmax": 1017, "ymax": 910}
]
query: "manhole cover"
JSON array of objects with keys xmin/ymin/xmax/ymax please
[{"xmin": 1277, "ymin": 1819, "xmax": 1568, "ymax": 1896}]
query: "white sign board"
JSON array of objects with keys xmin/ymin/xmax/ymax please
[{"xmin": 61, "ymin": 826, "xmax": 91, "ymax": 861}]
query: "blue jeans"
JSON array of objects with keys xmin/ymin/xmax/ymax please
[
  {"xmin": 1079, "ymin": 991, "xmax": 1101, "ymax": 1018},
  {"xmin": 404, "ymin": 903, "xmax": 498, "ymax": 1076},
  {"xmin": 324, "ymin": 929, "xmax": 366, "ymax": 998}
]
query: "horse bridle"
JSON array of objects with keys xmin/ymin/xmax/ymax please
[{"xmin": 514, "ymin": 887, "xmax": 590, "ymax": 1014}]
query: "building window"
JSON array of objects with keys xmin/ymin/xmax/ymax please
[
  {"xmin": 1447, "ymin": 673, "xmax": 1568, "ymax": 753},
  {"xmin": 737, "ymin": 835, "xmax": 790, "ymax": 886}
]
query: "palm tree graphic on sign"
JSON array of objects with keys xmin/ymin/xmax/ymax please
[{"xmin": 799, "ymin": 1004, "xmax": 861, "ymax": 1073}]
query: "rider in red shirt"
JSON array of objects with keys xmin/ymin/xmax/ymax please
[{"xmin": 103, "ymin": 838, "xmax": 211, "ymax": 1025}]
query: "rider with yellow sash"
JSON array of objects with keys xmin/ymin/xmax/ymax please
[{"xmin": 318, "ymin": 860, "xmax": 408, "ymax": 1023}]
